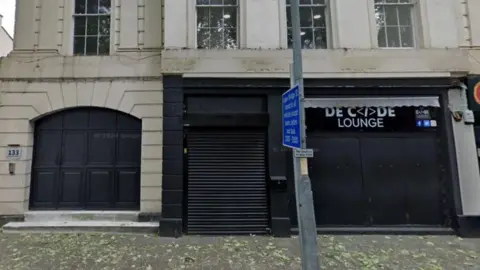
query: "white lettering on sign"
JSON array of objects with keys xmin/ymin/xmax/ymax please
[
  {"xmin": 338, "ymin": 118, "xmax": 384, "ymax": 128},
  {"xmin": 325, "ymin": 107, "xmax": 395, "ymax": 128}
]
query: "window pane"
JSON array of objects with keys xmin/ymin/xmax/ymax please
[
  {"xmin": 301, "ymin": 28, "xmax": 314, "ymax": 49},
  {"xmin": 300, "ymin": 0, "xmax": 311, "ymax": 5},
  {"xmin": 210, "ymin": 28, "xmax": 224, "ymax": 49},
  {"xmin": 224, "ymin": 0, "xmax": 237, "ymax": 5},
  {"xmin": 313, "ymin": 28, "xmax": 327, "ymax": 49},
  {"xmin": 312, "ymin": 7, "xmax": 325, "ymax": 27},
  {"xmin": 98, "ymin": 36, "xmax": 110, "ymax": 55},
  {"xmin": 286, "ymin": 8, "xmax": 292, "ymax": 27},
  {"xmin": 73, "ymin": 36, "xmax": 85, "ymax": 55},
  {"xmin": 197, "ymin": 0, "xmax": 209, "ymax": 5},
  {"xmin": 75, "ymin": 0, "xmax": 86, "ymax": 14},
  {"xmin": 385, "ymin": 6, "xmax": 399, "ymax": 25},
  {"xmin": 86, "ymin": 17, "xmax": 99, "ymax": 35},
  {"xmin": 375, "ymin": 6, "xmax": 386, "ymax": 27},
  {"xmin": 225, "ymin": 28, "xmax": 237, "ymax": 49},
  {"xmin": 86, "ymin": 37, "xmax": 98, "ymax": 55},
  {"xmin": 287, "ymin": 28, "xmax": 293, "ymax": 48},
  {"xmin": 197, "ymin": 7, "xmax": 210, "ymax": 28},
  {"xmin": 87, "ymin": 0, "xmax": 98, "ymax": 13},
  {"xmin": 386, "ymin": 26, "xmax": 400, "ymax": 47},
  {"xmin": 397, "ymin": 6, "xmax": 412, "ymax": 26},
  {"xmin": 99, "ymin": 16, "xmax": 110, "ymax": 36},
  {"xmin": 210, "ymin": 7, "xmax": 224, "ymax": 28},
  {"xmin": 223, "ymin": 7, "xmax": 237, "ymax": 28},
  {"xmin": 74, "ymin": 17, "xmax": 86, "ymax": 35},
  {"xmin": 299, "ymin": 7, "xmax": 312, "ymax": 27},
  {"xmin": 312, "ymin": 0, "xmax": 325, "ymax": 4},
  {"xmin": 197, "ymin": 28, "xmax": 210, "ymax": 49},
  {"xmin": 211, "ymin": 0, "xmax": 222, "ymax": 4},
  {"xmin": 400, "ymin": 26, "xmax": 414, "ymax": 47},
  {"xmin": 98, "ymin": 0, "xmax": 111, "ymax": 13},
  {"xmin": 377, "ymin": 27, "xmax": 387, "ymax": 47}
]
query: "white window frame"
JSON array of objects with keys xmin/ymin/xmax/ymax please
[
  {"xmin": 279, "ymin": 0, "xmax": 335, "ymax": 49},
  {"xmin": 187, "ymin": 0, "xmax": 246, "ymax": 49},
  {"xmin": 368, "ymin": 0, "xmax": 422, "ymax": 49},
  {"xmin": 64, "ymin": 0, "xmax": 115, "ymax": 56}
]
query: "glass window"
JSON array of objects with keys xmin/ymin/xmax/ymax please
[
  {"xmin": 73, "ymin": 0, "xmax": 112, "ymax": 55},
  {"xmin": 286, "ymin": 0, "xmax": 328, "ymax": 49},
  {"xmin": 375, "ymin": 0, "xmax": 415, "ymax": 48},
  {"xmin": 196, "ymin": 0, "xmax": 239, "ymax": 49}
]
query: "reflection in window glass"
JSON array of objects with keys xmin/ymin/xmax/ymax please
[
  {"xmin": 196, "ymin": 0, "xmax": 238, "ymax": 49},
  {"xmin": 375, "ymin": 0, "xmax": 415, "ymax": 48},
  {"xmin": 286, "ymin": 0, "xmax": 328, "ymax": 49},
  {"xmin": 74, "ymin": 0, "xmax": 111, "ymax": 55}
]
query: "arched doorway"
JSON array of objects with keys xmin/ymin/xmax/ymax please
[{"xmin": 30, "ymin": 107, "xmax": 142, "ymax": 210}]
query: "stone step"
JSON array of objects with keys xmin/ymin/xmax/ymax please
[
  {"xmin": 1, "ymin": 221, "xmax": 158, "ymax": 234},
  {"xmin": 24, "ymin": 211, "xmax": 139, "ymax": 222}
]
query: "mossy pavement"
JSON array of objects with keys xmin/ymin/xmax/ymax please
[{"xmin": 0, "ymin": 232, "xmax": 480, "ymax": 269}]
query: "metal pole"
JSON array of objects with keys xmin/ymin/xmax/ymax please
[{"xmin": 290, "ymin": 0, "xmax": 320, "ymax": 269}]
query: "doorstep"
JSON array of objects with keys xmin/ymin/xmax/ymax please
[{"xmin": 1, "ymin": 221, "xmax": 158, "ymax": 234}]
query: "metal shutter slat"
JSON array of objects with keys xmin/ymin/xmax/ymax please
[{"xmin": 186, "ymin": 130, "xmax": 269, "ymax": 235}]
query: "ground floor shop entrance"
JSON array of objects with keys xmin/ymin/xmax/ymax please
[
  {"xmin": 289, "ymin": 100, "xmax": 453, "ymax": 228},
  {"xmin": 30, "ymin": 107, "xmax": 142, "ymax": 210},
  {"xmin": 307, "ymin": 134, "xmax": 443, "ymax": 226}
]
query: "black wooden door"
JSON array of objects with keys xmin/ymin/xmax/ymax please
[
  {"xmin": 361, "ymin": 136, "xmax": 442, "ymax": 225},
  {"xmin": 30, "ymin": 108, "xmax": 141, "ymax": 210},
  {"xmin": 305, "ymin": 134, "xmax": 444, "ymax": 227},
  {"xmin": 306, "ymin": 137, "xmax": 366, "ymax": 226},
  {"xmin": 185, "ymin": 129, "xmax": 269, "ymax": 235}
]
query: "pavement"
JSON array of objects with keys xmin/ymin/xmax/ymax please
[{"xmin": 0, "ymin": 232, "xmax": 480, "ymax": 270}]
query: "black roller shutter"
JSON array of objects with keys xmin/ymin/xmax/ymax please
[{"xmin": 186, "ymin": 130, "xmax": 269, "ymax": 235}]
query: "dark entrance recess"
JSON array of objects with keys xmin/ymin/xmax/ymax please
[
  {"xmin": 30, "ymin": 107, "xmax": 141, "ymax": 210},
  {"xmin": 182, "ymin": 95, "xmax": 270, "ymax": 235}
]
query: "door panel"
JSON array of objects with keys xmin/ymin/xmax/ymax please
[
  {"xmin": 86, "ymin": 169, "xmax": 113, "ymax": 208},
  {"xmin": 58, "ymin": 170, "xmax": 83, "ymax": 208},
  {"xmin": 361, "ymin": 138, "xmax": 408, "ymax": 225},
  {"xmin": 307, "ymin": 137, "xmax": 365, "ymax": 225},
  {"xmin": 403, "ymin": 137, "xmax": 442, "ymax": 225},
  {"xmin": 88, "ymin": 131, "xmax": 116, "ymax": 165},
  {"xmin": 34, "ymin": 131, "xmax": 62, "ymax": 167},
  {"xmin": 62, "ymin": 131, "xmax": 87, "ymax": 167}
]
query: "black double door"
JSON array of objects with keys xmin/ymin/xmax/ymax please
[
  {"xmin": 30, "ymin": 108, "xmax": 142, "ymax": 210},
  {"xmin": 304, "ymin": 134, "xmax": 445, "ymax": 226}
]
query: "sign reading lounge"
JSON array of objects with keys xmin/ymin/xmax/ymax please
[{"xmin": 325, "ymin": 107, "xmax": 396, "ymax": 128}]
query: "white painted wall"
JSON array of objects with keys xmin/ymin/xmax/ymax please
[{"xmin": 0, "ymin": 15, "xmax": 13, "ymax": 57}]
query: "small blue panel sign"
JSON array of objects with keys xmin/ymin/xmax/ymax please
[{"xmin": 282, "ymin": 85, "xmax": 301, "ymax": 149}]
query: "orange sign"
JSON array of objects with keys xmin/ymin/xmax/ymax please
[{"xmin": 474, "ymin": 82, "xmax": 480, "ymax": 105}]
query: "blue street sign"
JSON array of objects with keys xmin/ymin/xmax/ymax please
[{"xmin": 282, "ymin": 85, "xmax": 301, "ymax": 149}]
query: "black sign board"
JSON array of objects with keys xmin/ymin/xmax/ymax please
[
  {"xmin": 305, "ymin": 106, "xmax": 439, "ymax": 133},
  {"xmin": 467, "ymin": 76, "xmax": 480, "ymax": 112}
]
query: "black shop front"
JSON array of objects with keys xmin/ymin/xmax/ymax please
[{"xmin": 159, "ymin": 76, "xmax": 462, "ymax": 237}]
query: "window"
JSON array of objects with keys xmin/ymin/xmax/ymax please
[
  {"xmin": 286, "ymin": 0, "xmax": 328, "ymax": 49},
  {"xmin": 196, "ymin": 0, "xmax": 239, "ymax": 49},
  {"xmin": 375, "ymin": 0, "xmax": 415, "ymax": 48},
  {"xmin": 73, "ymin": 0, "xmax": 112, "ymax": 55}
]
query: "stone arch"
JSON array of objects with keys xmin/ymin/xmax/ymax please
[{"xmin": 0, "ymin": 79, "xmax": 163, "ymax": 215}]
